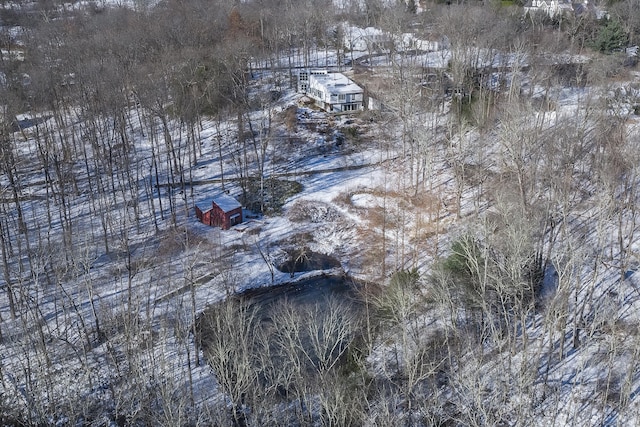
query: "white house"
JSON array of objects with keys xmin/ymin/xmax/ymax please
[
  {"xmin": 298, "ymin": 70, "xmax": 364, "ymax": 113},
  {"xmin": 397, "ymin": 33, "xmax": 449, "ymax": 52},
  {"xmin": 525, "ymin": 0, "xmax": 607, "ymax": 19},
  {"xmin": 343, "ymin": 26, "xmax": 391, "ymax": 53},
  {"xmin": 525, "ymin": 0, "xmax": 561, "ymax": 16},
  {"xmin": 524, "ymin": 0, "xmax": 573, "ymax": 16}
]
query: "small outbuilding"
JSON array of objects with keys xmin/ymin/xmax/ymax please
[{"xmin": 195, "ymin": 193, "xmax": 243, "ymax": 230}]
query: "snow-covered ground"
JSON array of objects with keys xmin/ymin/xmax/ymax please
[{"xmin": 3, "ymin": 14, "xmax": 640, "ymax": 423}]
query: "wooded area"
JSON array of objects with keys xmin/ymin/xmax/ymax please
[{"xmin": 3, "ymin": 0, "xmax": 640, "ymax": 425}]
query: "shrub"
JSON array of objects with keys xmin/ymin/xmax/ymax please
[
  {"xmin": 287, "ymin": 200, "xmax": 343, "ymax": 223},
  {"xmin": 338, "ymin": 125, "xmax": 360, "ymax": 143},
  {"xmin": 372, "ymin": 268, "xmax": 421, "ymax": 325},
  {"xmin": 592, "ymin": 19, "xmax": 627, "ymax": 54},
  {"xmin": 244, "ymin": 177, "xmax": 303, "ymax": 214},
  {"xmin": 442, "ymin": 236, "xmax": 484, "ymax": 282},
  {"xmin": 282, "ymin": 105, "xmax": 298, "ymax": 132}
]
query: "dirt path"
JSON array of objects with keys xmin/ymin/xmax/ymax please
[{"xmin": 157, "ymin": 157, "xmax": 395, "ymax": 188}]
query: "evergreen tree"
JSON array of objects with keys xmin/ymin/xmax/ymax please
[{"xmin": 592, "ymin": 19, "xmax": 627, "ymax": 53}]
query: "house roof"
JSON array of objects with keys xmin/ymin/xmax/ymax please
[
  {"xmin": 195, "ymin": 200, "xmax": 213, "ymax": 212},
  {"xmin": 343, "ymin": 25, "xmax": 387, "ymax": 42},
  {"xmin": 212, "ymin": 193, "xmax": 242, "ymax": 213},
  {"xmin": 311, "ymin": 73, "xmax": 362, "ymax": 95}
]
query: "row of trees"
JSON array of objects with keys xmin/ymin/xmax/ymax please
[{"xmin": 338, "ymin": 3, "xmax": 640, "ymax": 425}]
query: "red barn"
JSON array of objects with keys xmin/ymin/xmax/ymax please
[{"xmin": 195, "ymin": 193, "xmax": 243, "ymax": 230}]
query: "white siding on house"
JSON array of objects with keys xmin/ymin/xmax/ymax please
[
  {"xmin": 343, "ymin": 26, "xmax": 388, "ymax": 52},
  {"xmin": 524, "ymin": 0, "xmax": 573, "ymax": 16}
]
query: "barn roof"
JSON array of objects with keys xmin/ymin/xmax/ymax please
[
  {"xmin": 195, "ymin": 201, "xmax": 212, "ymax": 213},
  {"xmin": 212, "ymin": 193, "xmax": 242, "ymax": 213}
]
